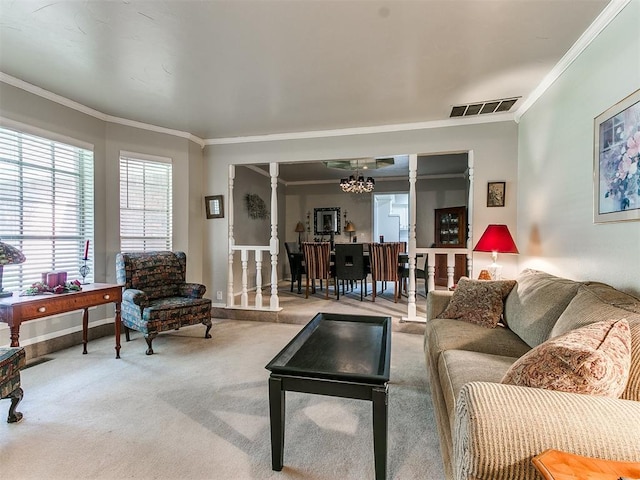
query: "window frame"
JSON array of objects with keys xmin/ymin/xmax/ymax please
[
  {"xmin": 0, "ymin": 121, "xmax": 95, "ymax": 292},
  {"xmin": 119, "ymin": 151, "xmax": 173, "ymax": 252}
]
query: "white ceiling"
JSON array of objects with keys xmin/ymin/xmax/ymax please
[{"xmin": 0, "ymin": 0, "xmax": 611, "ymax": 141}]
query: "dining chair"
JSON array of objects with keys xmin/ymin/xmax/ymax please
[
  {"xmin": 368, "ymin": 242, "xmax": 403, "ymax": 302},
  {"xmin": 284, "ymin": 242, "xmax": 305, "ymax": 293},
  {"xmin": 334, "ymin": 243, "xmax": 367, "ymax": 301},
  {"xmin": 301, "ymin": 242, "xmax": 335, "ymax": 299},
  {"xmin": 400, "ymin": 252, "xmax": 427, "ymax": 296}
]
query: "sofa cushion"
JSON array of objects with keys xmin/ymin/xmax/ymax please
[
  {"xmin": 550, "ymin": 283, "xmax": 640, "ymax": 401},
  {"xmin": 438, "ymin": 350, "xmax": 516, "ymax": 430},
  {"xmin": 503, "ymin": 269, "xmax": 581, "ymax": 348},
  {"xmin": 438, "ymin": 277, "xmax": 516, "ymax": 328},
  {"xmin": 425, "ymin": 317, "xmax": 532, "ymax": 361},
  {"xmin": 502, "ymin": 319, "xmax": 631, "ymax": 398}
]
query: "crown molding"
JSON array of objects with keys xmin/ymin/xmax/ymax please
[
  {"xmin": 204, "ymin": 113, "xmax": 515, "ymax": 146},
  {"xmin": 514, "ymin": 0, "xmax": 631, "ymax": 122},
  {"xmin": 0, "ymin": 72, "xmax": 205, "ymax": 148}
]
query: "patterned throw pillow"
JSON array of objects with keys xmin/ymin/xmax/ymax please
[
  {"xmin": 438, "ymin": 277, "xmax": 517, "ymax": 328},
  {"xmin": 501, "ymin": 318, "xmax": 631, "ymax": 398}
]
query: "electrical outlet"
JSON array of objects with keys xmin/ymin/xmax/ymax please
[{"xmin": 216, "ymin": 291, "xmax": 223, "ymax": 301}]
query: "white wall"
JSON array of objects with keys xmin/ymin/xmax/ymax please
[
  {"xmin": 517, "ymin": 1, "xmax": 640, "ymax": 296},
  {"xmin": 0, "ymin": 81, "xmax": 205, "ymax": 346},
  {"xmin": 203, "ymin": 120, "xmax": 519, "ymax": 296}
]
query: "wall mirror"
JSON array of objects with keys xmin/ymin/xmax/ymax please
[{"xmin": 314, "ymin": 207, "xmax": 341, "ymax": 235}]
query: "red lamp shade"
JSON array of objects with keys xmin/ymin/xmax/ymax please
[{"xmin": 473, "ymin": 224, "xmax": 519, "ymax": 254}]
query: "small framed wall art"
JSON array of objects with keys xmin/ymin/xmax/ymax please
[
  {"xmin": 487, "ymin": 182, "xmax": 506, "ymax": 207},
  {"xmin": 205, "ymin": 195, "xmax": 224, "ymax": 219},
  {"xmin": 593, "ymin": 88, "xmax": 640, "ymax": 223}
]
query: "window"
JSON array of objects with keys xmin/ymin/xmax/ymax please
[
  {"xmin": 119, "ymin": 153, "xmax": 172, "ymax": 251},
  {"xmin": 0, "ymin": 125, "xmax": 94, "ymax": 291}
]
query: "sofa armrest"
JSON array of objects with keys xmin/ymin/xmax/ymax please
[
  {"xmin": 454, "ymin": 381, "xmax": 640, "ymax": 480},
  {"xmin": 427, "ymin": 290, "xmax": 454, "ymax": 321},
  {"xmin": 179, "ymin": 283, "xmax": 206, "ymax": 298},
  {"xmin": 122, "ymin": 289, "xmax": 149, "ymax": 307}
]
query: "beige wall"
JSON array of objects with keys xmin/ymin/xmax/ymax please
[
  {"xmin": 517, "ymin": 1, "xmax": 640, "ymax": 296},
  {"xmin": 0, "ymin": 82, "xmax": 204, "ymax": 345}
]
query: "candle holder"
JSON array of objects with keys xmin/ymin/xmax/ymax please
[{"xmin": 79, "ymin": 258, "xmax": 90, "ymax": 284}]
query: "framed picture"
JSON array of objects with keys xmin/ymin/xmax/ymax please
[
  {"xmin": 487, "ymin": 182, "xmax": 505, "ymax": 207},
  {"xmin": 594, "ymin": 89, "xmax": 640, "ymax": 223},
  {"xmin": 313, "ymin": 207, "xmax": 341, "ymax": 235},
  {"xmin": 205, "ymin": 195, "xmax": 224, "ymax": 219}
]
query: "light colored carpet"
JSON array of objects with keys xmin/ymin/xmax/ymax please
[{"xmin": 0, "ymin": 319, "xmax": 444, "ymax": 479}]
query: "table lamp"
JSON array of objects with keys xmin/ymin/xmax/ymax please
[
  {"xmin": 295, "ymin": 221, "xmax": 305, "ymax": 248},
  {"xmin": 473, "ymin": 224, "xmax": 518, "ymax": 280},
  {"xmin": 0, "ymin": 241, "xmax": 26, "ymax": 298},
  {"xmin": 344, "ymin": 221, "xmax": 356, "ymax": 242}
]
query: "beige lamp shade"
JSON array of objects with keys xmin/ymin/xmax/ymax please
[
  {"xmin": 294, "ymin": 222, "xmax": 305, "ymax": 233},
  {"xmin": 344, "ymin": 221, "xmax": 356, "ymax": 232}
]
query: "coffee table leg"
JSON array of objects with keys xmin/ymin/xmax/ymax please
[
  {"xmin": 269, "ymin": 376, "xmax": 285, "ymax": 471},
  {"xmin": 372, "ymin": 385, "xmax": 388, "ymax": 480}
]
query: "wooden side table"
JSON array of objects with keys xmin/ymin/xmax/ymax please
[
  {"xmin": 0, "ymin": 283, "xmax": 122, "ymax": 358},
  {"xmin": 533, "ymin": 449, "xmax": 640, "ymax": 480}
]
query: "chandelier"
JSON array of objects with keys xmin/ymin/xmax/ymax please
[{"xmin": 339, "ymin": 171, "xmax": 375, "ymax": 193}]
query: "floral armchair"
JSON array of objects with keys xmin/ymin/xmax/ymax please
[
  {"xmin": 0, "ymin": 346, "xmax": 25, "ymax": 423},
  {"xmin": 116, "ymin": 251, "xmax": 212, "ymax": 355}
]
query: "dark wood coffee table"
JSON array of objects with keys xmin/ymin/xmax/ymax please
[{"xmin": 265, "ymin": 312, "xmax": 392, "ymax": 480}]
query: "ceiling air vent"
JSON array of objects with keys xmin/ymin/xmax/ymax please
[{"xmin": 450, "ymin": 97, "xmax": 520, "ymax": 117}]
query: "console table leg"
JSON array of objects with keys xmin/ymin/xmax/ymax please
[
  {"xmin": 372, "ymin": 385, "xmax": 388, "ymax": 480},
  {"xmin": 9, "ymin": 326, "xmax": 19, "ymax": 347},
  {"xmin": 82, "ymin": 307, "xmax": 89, "ymax": 354},
  {"xmin": 269, "ymin": 375, "xmax": 285, "ymax": 471}
]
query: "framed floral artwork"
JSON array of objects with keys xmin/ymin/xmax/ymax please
[{"xmin": 594, "ymin": 89, "xmax": 640, "ymax": 223}]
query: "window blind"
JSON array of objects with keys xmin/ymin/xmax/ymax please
[
  {"xmin": 119, "ymin": 154, "xmax": 172, "ymax": 252},
  {"xmin": 0, "ymin": 126, "xmax": 95, "ymax": 291}
]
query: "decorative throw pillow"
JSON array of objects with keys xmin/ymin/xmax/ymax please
[
  {"xmin": 438, "ymin": 277, "xmax": 517, "ymax": 328},
  {"xmin": 501, "ymin": 318, "xmax": 631, "ymax": 398}
]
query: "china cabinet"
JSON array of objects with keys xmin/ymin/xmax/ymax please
[
  {"xmin": 434, "ymin": 206, "xmax": 466, "ymax": 247},
  {"xmin": 434, "ymin": 206, "xmax": 467, "ymax": 287}
]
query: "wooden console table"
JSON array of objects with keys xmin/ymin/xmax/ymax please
[{"xmin": 0, "ymin": 283, "xmax": 122, "ymax": 359}]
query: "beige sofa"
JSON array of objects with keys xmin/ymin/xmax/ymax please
[{"xmin": 424, "ymin": 269, "xmax": 640, "ymax": 480}]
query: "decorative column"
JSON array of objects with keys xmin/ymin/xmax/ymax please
[
  {"xmin": 227, "ymin": 164, "xmax": 235, "ymax": 306},
  {"xmin": 467, "ymin": 151, "xmax": 474, "ymax": 278},
  {"xmin": 240, "ymin": 248, "xmax": 249, "ymax": 307},
  {"xmin": 427, "ymin": 251, "xmax": 436, "ymax": 292},
  {"xmin": 255, "ymin": 249, "xmax": 263, "ymax": 309},
  {"xmin": 269, "ymin": 162, "xmax": 280, "ymax": 310},
  {"xmin": 405, "ymin": 153, "xmax": 418, "ymax": 321}
]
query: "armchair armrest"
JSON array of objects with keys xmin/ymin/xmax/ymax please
[
  {"xmin": 454, "ymin": 381, "xmax": 640, "ymax": 480},
  {"xmin": 427, "ymin": 290, "xmax": 454, "ymax": 321},
  {"xmin": 122, "ymin": 289, "xmax": 149, "ymax": 308},
  {"xmin": 179, "ymin": 283, "xmax": 206, "ymax": 298}
]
